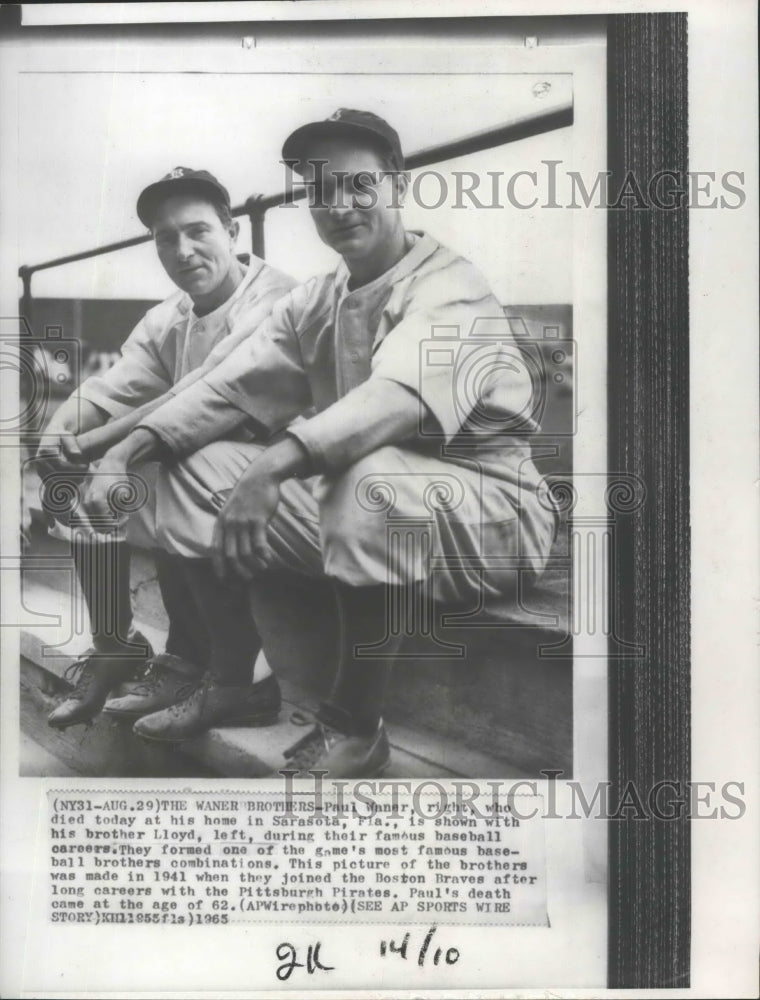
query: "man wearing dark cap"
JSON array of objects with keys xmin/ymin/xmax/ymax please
[
  {"xmin": 86, "ymin": 111, "xmax": 556, "ymax": 772},
  {"xmin": 39, "ymin": 167, "xmax": 296, "ymax": 730}
]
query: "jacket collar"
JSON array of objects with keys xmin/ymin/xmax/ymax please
[
  {"xmin": 333, "ymin": 231, "xmax": 439, "ymax": 300},
  {"xmin": 176, "ymin": 253, "xmax": 264, "ymax": 318}
]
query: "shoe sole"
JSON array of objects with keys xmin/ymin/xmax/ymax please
[
  {"xmin": 48, "ymin": 682, "xmax": 134, "ymax": 729},
  {"xmin": 103, "ymin": 690, "xmax": 209, "ymax": 720},
  {"xmin": 47, "ymin": 706, "xmax": 104, "ymax": 729},
  {"xmin": 103, "ymin": 706, "xmax": 172, "ymax": 720},
  {"xmin": 134, "ymin": 710, "xmax": 281, "ymax": 744}
]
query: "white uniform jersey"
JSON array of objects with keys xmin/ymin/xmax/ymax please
[{"xmin": 75, "ymin": 255, "xmax": 296, "ymax": 418}]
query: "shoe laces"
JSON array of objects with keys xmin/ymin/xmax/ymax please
[
  {"xmin": 283, "ymin": 710, "xmax": 343, "ymax": 771},
  {"xmin": 164, "ymin": 676, "xmax": 209, "ymax": 718},
  {"xmin": 61, "ymin": 651, "xmax": 101, "ymax": 700},
  {"xmin": 128, "ymin": 654, "xmax": 179, "ymax": 697}
]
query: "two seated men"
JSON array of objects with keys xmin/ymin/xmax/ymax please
[{"xmin": 39, "ymin": 109, "xmax": 556, "ymax": 778}]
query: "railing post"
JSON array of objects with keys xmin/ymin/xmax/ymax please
[
  {"xmin": 245, "ymin": 196, "xmax": 266, "ymax": 259},
  {"xmin": 19, "ymin": 267, "xmax": 34, "ymax": 336}
]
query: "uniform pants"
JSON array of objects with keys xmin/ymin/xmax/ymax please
[{"xmin": 139, "ymin": 439, "xmax": 555, "ymax": 605}]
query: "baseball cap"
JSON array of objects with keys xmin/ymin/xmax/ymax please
[
  {"xmin": 282, "ymin": 109, "xmax": 405, "ymax": 174},
  {"xmin": 136, "ymin": 167, "xmax": 231, "ymax": 227}
]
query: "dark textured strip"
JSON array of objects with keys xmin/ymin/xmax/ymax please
[{"xmin": 607, "ymin": 13, "xmax": 690, "ymax": 989}]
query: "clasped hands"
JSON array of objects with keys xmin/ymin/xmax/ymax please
[{"xmin": 81, "ymin": 452, "xmax": 289, "ymax": 580}]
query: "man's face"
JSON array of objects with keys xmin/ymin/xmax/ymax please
[
  {"xmin": 303, "ymin": 137, "xmax": 407, "ymax": 267},
  {"xmin": 152, "ymin": 195, "xmax": 238, "ymax": 299}
]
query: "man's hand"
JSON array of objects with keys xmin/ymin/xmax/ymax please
[
  {"xmin": 212, "ymin": 467, "xmax": 282, "ymax": 580},
  {"xmin": 36, "ymin": 420, "xmax": 90, "ymax": 474},
  {"xmin": 36, "ymin": 397, "xmax": 108, "ymax": 474},
  {"xmin": 76, "ymin": 429, "xmax": 163, "ymax": 528},
  {"xmin": 211, "ymin": 437, "xmax": 311, "ymax": 581}
]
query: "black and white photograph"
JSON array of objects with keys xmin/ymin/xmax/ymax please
[
  {"xmin": 0, "ymin": 2, "xmax": 757, "ymax": 997},
  {"xmin": 17, "ymin": 58, "xmax": 580, "ymax": 785}
]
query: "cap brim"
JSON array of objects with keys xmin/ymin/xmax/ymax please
[
  {"xmin": 282, "ymin": 121, "xmax": 395, "ymax": 174},
  {"xmin": 136, "ymin": 177, "xmax": 228, "ymax": 227}
]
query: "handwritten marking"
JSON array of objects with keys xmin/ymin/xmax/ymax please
[
  {"xmin": 380, "ymin": 925, "xmax": 460, "ymax": 968},
  {"xmin": 275, "ymin": 941, "xmax": 334, "ymax": 981}
]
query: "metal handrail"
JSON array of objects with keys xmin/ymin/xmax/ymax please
[{"xmin": 18, "ymin": 101, "xmax": 572, "ymax": 318}]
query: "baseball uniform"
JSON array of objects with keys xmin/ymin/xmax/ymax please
[
  {"xmin": 58, "ymin": 254, "xmax": 296, "ymax": 544},
  {"xmin": 138, "ymin": 232, "xmax": 557, "ymax": 600},
  {"xmin": 75, "ymin": 254, "xmax": 296, "ymax": 417}
]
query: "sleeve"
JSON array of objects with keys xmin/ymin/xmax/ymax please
[
  {"xmin": 369, "ymin": 258, "xmax": 531, "ymax": 442},
  {"xmin": 75, "ymin": 315, "xmax": 173, "ymax": 418},
  {"xmin": 286, "ymin": 378, "xmax": 422, "ymax": 472},
  {"xmin": 137, "ymin": 379, "xmax": 254, "ymax": 455},
  {"xmin": 138, "ymin": 293, "xmax": 312, "ymax": 456}
]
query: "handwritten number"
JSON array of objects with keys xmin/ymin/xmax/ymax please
[
  {"xmin": 379, "ymin": 926, "xmax": 459, "ymax": 969},
  {"xmin": 278, "ymin": 928, "xmax": 457, "ymax": 979},
  {"xmin": 388, "ymin": 933, "xmax": 409, "ymax": 958},
  {"xmin": 417, "ymin": 925, "xmax": 437, "ymax": 967},
  {"xmin": 276, "ymin": 941, "xmax": 333, "ymax": 981}
]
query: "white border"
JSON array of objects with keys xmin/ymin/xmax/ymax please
[{"xmin": 1, "ymin": 31, "xmax": 608, "ymax": 996}]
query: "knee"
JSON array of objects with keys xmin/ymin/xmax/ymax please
[
  {"xmin": 149, "ymin": 442, "xmax": 266, "ymax": 559},
  {"xmin": 319, "ymin": 447, "xmax": 404, "ymax": 552},
  {"xmin": 176, "ymin": 440, "xmax": 266, "ymax": 484}
]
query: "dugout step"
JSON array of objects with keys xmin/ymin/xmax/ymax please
[
  {"xmin": 21, "ymin": 525, "xmax": 572, "ymax": 777},
  {"xmin": 20, "ymin": 582, "xmax": 524, "ymax": 780}
]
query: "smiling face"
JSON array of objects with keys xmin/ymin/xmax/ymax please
[
  {"xmin": 303, "ymin": 136, "xmax": 409, "ymax": 284},
  {"xmin": 151, "ymin": 195, "xmax": 240, "ymax": 312}
]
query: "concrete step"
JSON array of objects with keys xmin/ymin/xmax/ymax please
[
  {"xmin": 21, "ymin": 584, "xmax": 528, "ymax": 780},
  {"xmin": 21, "ymin": 524, "xmax": 572, "ymax": 776},
  {"xmin": 20, "ymin": 728, "xmax": 80, "ymax": 778}
]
